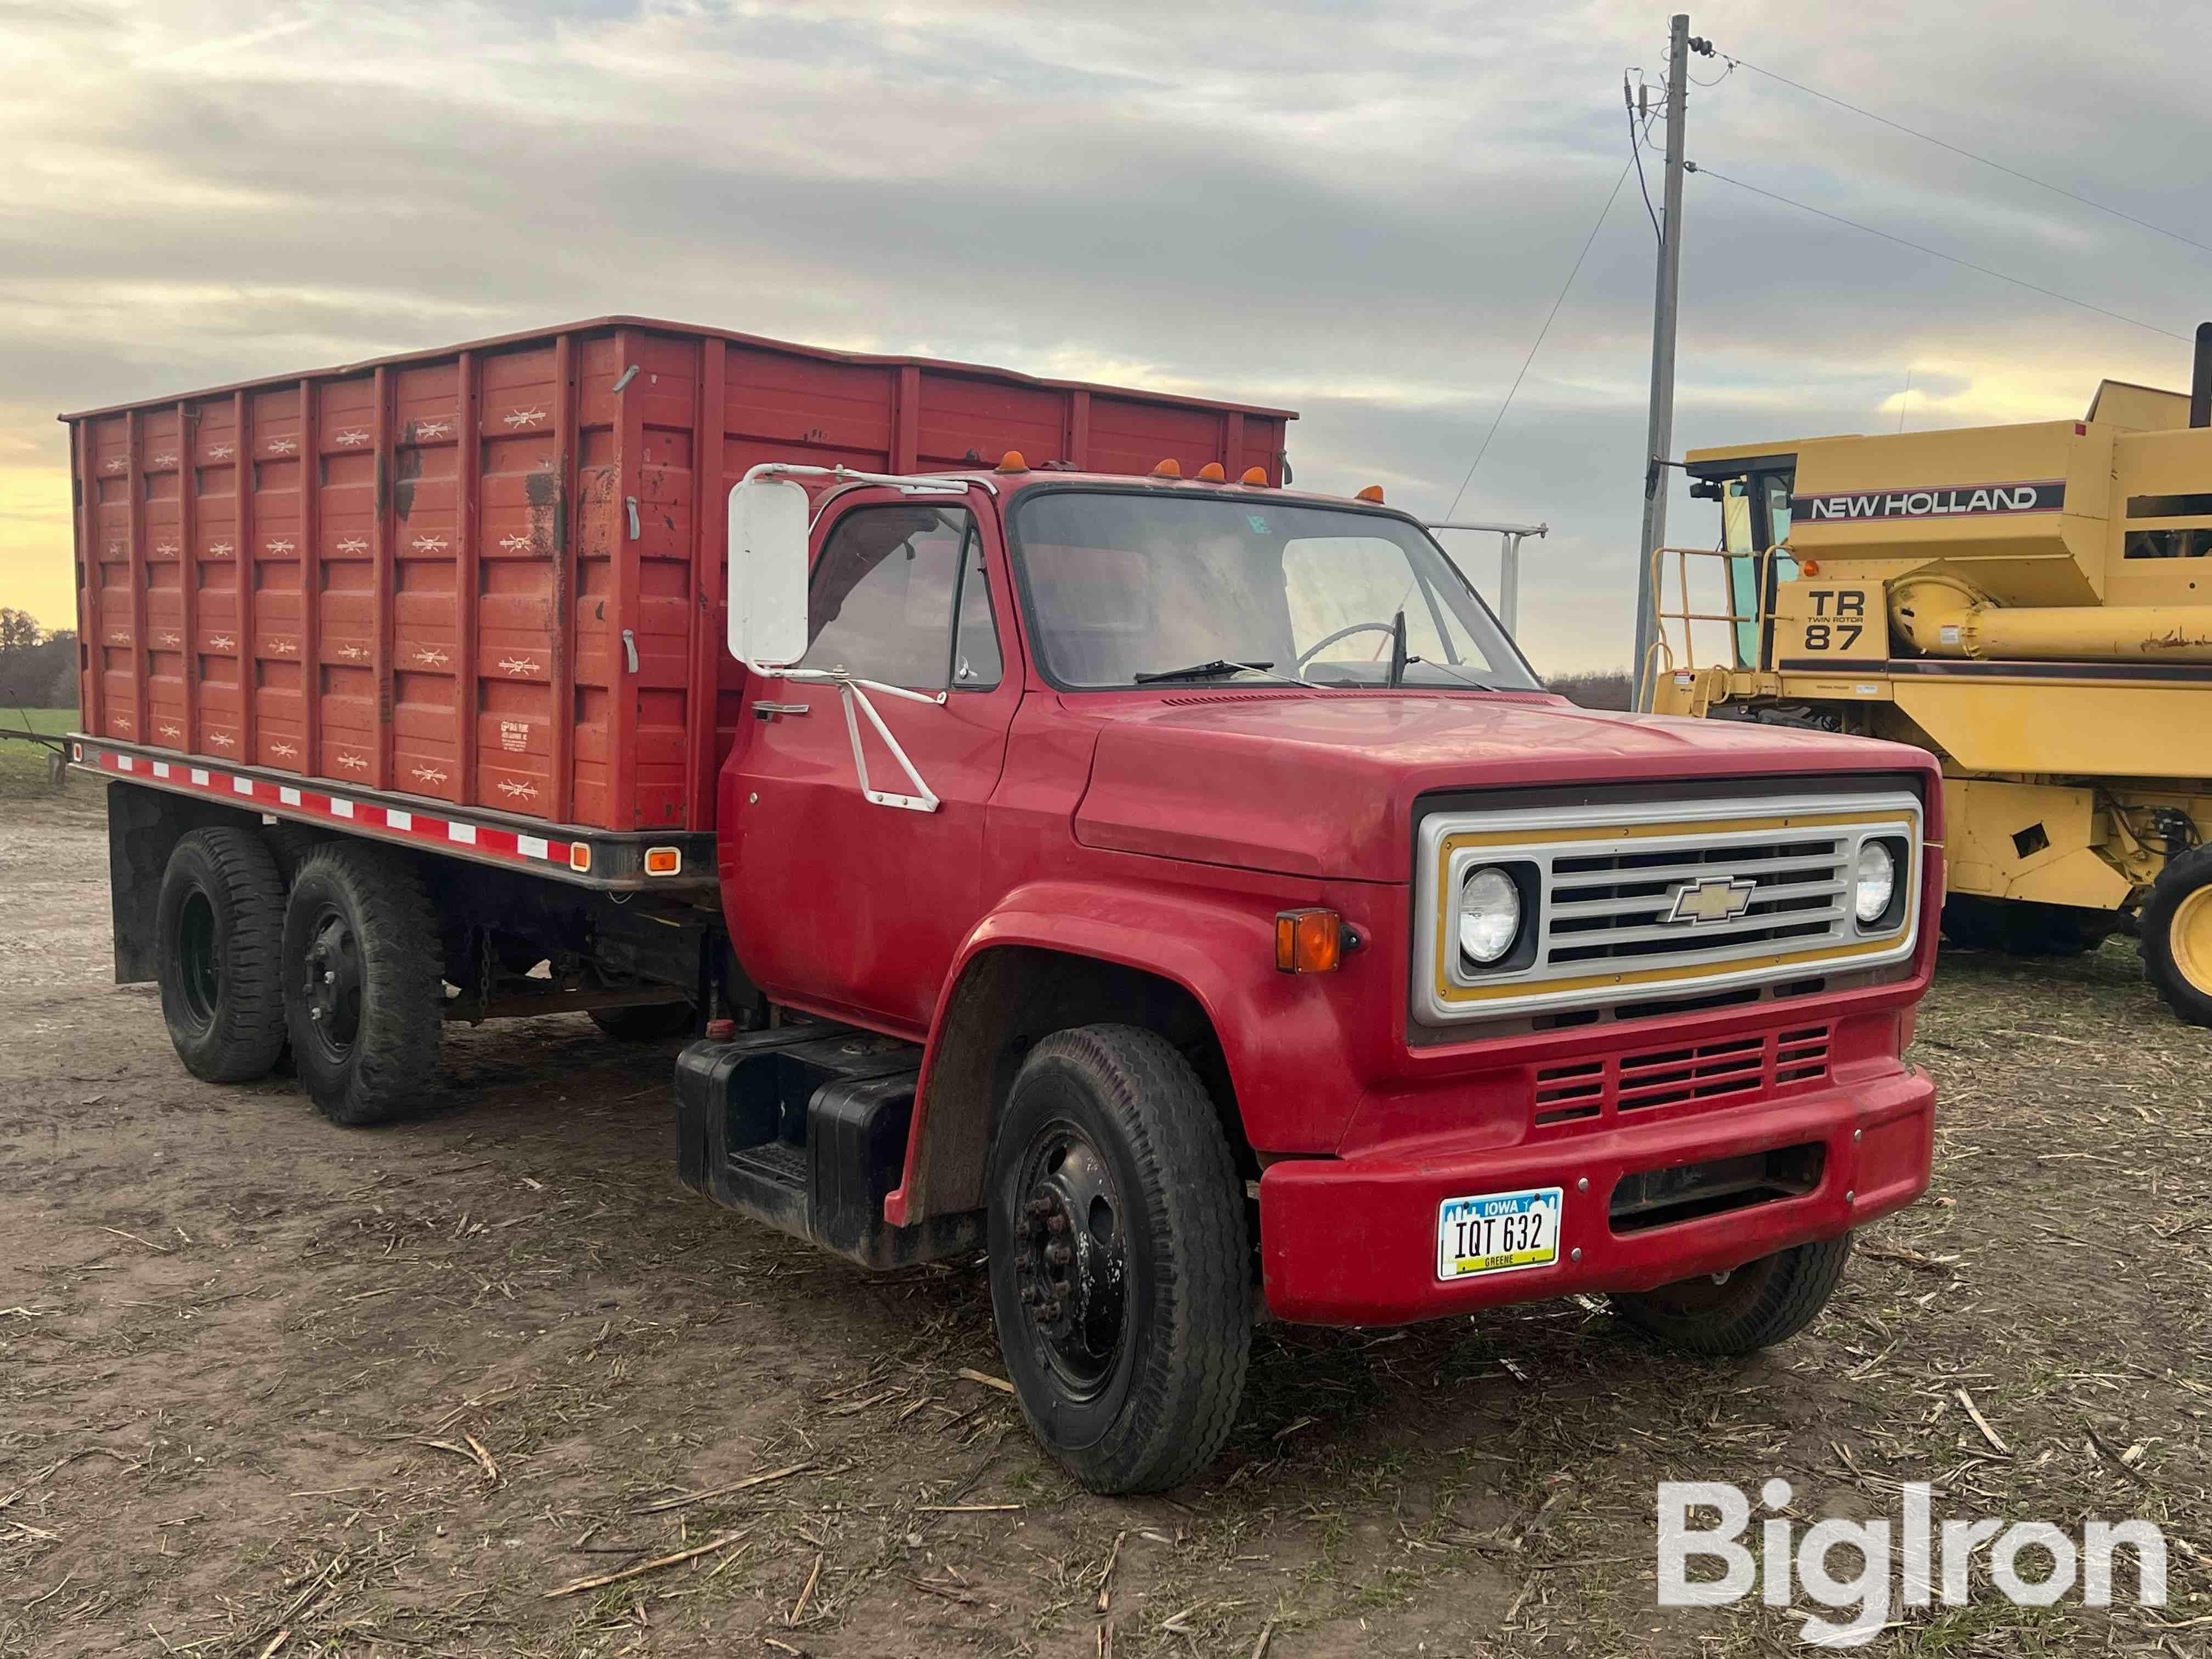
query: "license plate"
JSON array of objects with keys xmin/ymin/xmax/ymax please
[{"xmin": 1436, "ymin": 1186, "xmax": 1563, "ymax": 1280}]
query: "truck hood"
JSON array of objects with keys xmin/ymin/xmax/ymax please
[{"xmin": 1070, "ymin": 691, "xmax": 1933, "ymax": 883}]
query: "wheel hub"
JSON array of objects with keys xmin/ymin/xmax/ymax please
[
  {"xmin": 1013, "ymin": 1134, "xmax": 1126, "ymax": 1392},
  {"xmin": 2171, "ymin": 886, "xmax": 2212, "ymax": 996},
  {"xmin": 302, "ymin": 910, "xmax": 364, "ymax": 1056}
]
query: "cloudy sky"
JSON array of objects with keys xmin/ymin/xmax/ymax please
[{"xmin": 3, "ymin": 0, "xmax": 2208, "ymax": 670}]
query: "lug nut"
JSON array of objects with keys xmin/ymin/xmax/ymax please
[
  {"xmin": 1046, "ymin": 1214, "xmax": 1067, "ymax": 1234},
  {"xmin": 1047, "ymin": 1243, "xmax": 1071, "ymax": 1266}
]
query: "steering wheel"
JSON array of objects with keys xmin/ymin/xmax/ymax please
[{"xmin": 1295, "ymin": 620, "xmax": 1400, "ymax": 670}]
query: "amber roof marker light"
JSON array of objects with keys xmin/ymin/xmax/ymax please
[
  {"xmin": 1355, "ymin": 484, "xmax": 1385, "ymax": 503},
  {"xmin": 1240, "ymin": 466, "xmax": 1269, "ymax": 486},
  {"xmin": 1151, "ymin": 458, "xmax": 1183, "ymax": 478},
  {"xmin": 1195, "ymin": 461, "xmax": 1227, "ymax": 483},
  {"xmin": 995, "ymin": 449, "xmax": 1030, "ymax": 474}
]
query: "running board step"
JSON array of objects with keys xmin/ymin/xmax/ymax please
[{"xmin": 673, "ymin": 1024, "xmax": 981, "ymax": 1268}]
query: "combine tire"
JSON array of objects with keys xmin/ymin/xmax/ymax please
[
  {"xmin": 280, "ymin": 844, "xmax": 443, "ymax": 1125},
  {"xmin": 2141, "ymin": 845, "xmax": 2212, "ymax": 1026},
  {"xmin": 985, "ymin": 1025, "xmax": 1250, "ymax": 1494},
  {"xmin": 155, "ymin": 827, "xmax": 290, "ymax": 1082},
  {"xmin": 1611, "ymin": 1233, "xmax": 1853, "ymax": 1357}
]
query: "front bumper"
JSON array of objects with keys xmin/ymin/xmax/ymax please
[{"xmin": 1259, "ymin": 1064, "xmax": 1933, "ymax": 1326}]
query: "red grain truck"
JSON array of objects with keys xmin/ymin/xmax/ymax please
[{"xmin": 64, "ymin": 317, "xmax": 1940, "ymax": 1493}]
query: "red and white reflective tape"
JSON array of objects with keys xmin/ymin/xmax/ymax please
[{"xmin": 78, "ymin": 742, "xmax": 579, "ymax": 871}]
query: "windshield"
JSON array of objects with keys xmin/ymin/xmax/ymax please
[{"xmin": 1008, "ymin": 490, "xmax": 1537, "ymax": 691}]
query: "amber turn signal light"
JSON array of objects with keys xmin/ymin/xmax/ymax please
[
  {"xmin": 568, "ymin": 843, "xmax": 592, "ymax": 873},
  {"xmin": 644, "ymin": 846, "xmax": 682, "ymax": 876},
  {"xmin": 1152, "ymin": 457, "xmax": 1183, "ymax": 478},
  {"xmin": 1276, "ymin": 908, "xmax": 1352, "ymax": 974}
]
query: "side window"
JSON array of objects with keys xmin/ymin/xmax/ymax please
[{"xmin": 801, "ymin": 507, "xmax": 999, "ymax": 690}]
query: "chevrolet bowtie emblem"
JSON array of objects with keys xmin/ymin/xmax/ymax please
[{"xmin": 1666, "ymin": 876, "xmax": 1756, "ymax": 924}]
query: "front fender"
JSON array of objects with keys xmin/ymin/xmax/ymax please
[{"xmin": 884, "ymin": 877, "xmax": 1378, "ymax": 1226}]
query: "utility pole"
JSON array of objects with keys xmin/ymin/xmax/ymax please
[{"xmin": 1631, "ymin": 13, "xmax": 1695, "ymax": 710}]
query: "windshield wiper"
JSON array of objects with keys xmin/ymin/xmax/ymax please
[{"xmin": 1133, "ymin": 658, "xmax": 1278, "ymax": 684}]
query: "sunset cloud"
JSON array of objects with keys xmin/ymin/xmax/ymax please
[{"xmin": 2, "ymin": 0, "xmax": 2205, "ymax": 667}]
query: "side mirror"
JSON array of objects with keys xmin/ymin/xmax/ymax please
[{"xmin": 727, "ymin": 476, "xmax": 812, "ymax": 667}]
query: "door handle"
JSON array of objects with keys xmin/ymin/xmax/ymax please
[{"xmin": 752, "ymin": 701, "xmax": 810, "ymax": 719}]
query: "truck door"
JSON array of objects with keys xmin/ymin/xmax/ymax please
[{"xmin": 726, "ymin": 496, "xmax": 1018, "ymax": 1032}]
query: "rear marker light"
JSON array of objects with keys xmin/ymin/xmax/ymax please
[
  {"xmin": 644, "ymin": 847, "xmax": 681, "ymax": 877},
  {"xmin": 1276, "ymin": 908, "xmax": 1358, "ymax": 974},
  {"xmin": 569, "ymin": 844, "xmax": 592, "ymax": 873}
]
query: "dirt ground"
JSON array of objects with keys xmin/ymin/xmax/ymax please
[{"xmin": 2, "ymin": 775, "xmax": 2207, "ymax": 1658}]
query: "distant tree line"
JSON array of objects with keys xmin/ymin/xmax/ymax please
[
  {"xmin": 1543, "ymin": 669, "xmax": 1633, "ymax": 710},
  {"xmin": 0, "ymin": 608, "xmax": 79, "ymax": 710}
]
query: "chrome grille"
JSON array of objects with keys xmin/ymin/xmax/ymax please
[
  {"xmin": 1545, "ymin": 833, "xmax": 1850, "ymax": 966},
  {"xmin": 1414, "ymin": 790, "xmax": 1922, "ymax": 1024}
]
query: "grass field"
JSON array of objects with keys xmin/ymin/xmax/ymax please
[{"xmin": 0, "ymin": 706, "xmax": 72, "ymax": 795}]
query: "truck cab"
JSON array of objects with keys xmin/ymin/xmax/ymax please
[{"xmin": 684, "ymin": 454, "xmax": 1940, "ymax": 1492}]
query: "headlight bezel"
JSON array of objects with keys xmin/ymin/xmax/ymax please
[
  {"xmin": 1454, "ymin": 860, "xmax": 1539, "ymax": 974},
  {"xmin": 1852, "ymin": 834, "xmax": 1911, "ymax": 933}
]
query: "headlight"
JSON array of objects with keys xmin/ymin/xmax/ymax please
[
  {"xmin": 1458, "ymin": 865, "xmax": 1522, "ymax": 964},
  {"xmin": 1854, "ymin": 840, "xmax": 1897, "ymax": 923}
]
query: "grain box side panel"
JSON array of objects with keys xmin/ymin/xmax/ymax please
[
  {"xmin": 89, "ymin": 414, "xmax": 136, "ymax": 742},
  {"xmin": 915, "ymin": 373, "xmax": 1067, "ymax": 471},
  {"xmin": 1085, "ymin": 396, "xmax": 1232, "ymax": 480},
  {"xmin": 626, "ymin": 329, "xmax": 701, "ymax": 830},
  {"xmin": 570, "ymin": 332, "xmax": 624, "ymax": 829},
  {"xmin": 139, "ymin": 408, "xmax": 187, "ymax": 749},
  {"xmin": 187, "ymin": 396, "xmax": 244, "ymax": 761},
  {"xmin": 388, "ymin": 358, "xmax": 465, "ymax": 804},
  {"xmin": 310, "ymin": 376, "xmax": 376, "ymax": 781},
  {"xmin": 246, "ymin": 386, "xmax": 308, "ymax": 770},
  {"xmin": 472, "ymin": 343, "xmax": 563, "ymax": 820}
]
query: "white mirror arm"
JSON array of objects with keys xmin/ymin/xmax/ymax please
[
  {"xmin": 741, "ymin": 664, "xmax": 943, "ymax": 812},
  {"xmin": 838, "ymin": 681, "xmax": 940, "ymax": 813}
]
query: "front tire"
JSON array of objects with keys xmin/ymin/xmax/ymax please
[
  {"xmin": 986, "ymin": 1025, "xmax": 1250, "ymax": 1494},
  {"xmin": 1610, "ymin": 1233, "xmax": 1852, "ymax": 1357},
  {"xmin": 2141, "ymin": 844, "xmax": 2212, "ymax": 1026},
  {"xmin": 280, "ymin": 844, "xmax": 443, "ymax": 1125},
  {"xmin": 155, "ymin": 827, "xmax": 289, "ymax": 1082}
]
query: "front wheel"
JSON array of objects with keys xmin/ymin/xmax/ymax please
[
  {"xmin": 986, "ymin": 1025, "xmax": 1250, "ymax": 1494},
  {"xmin": 2141, "ymin": 844, "xmax": 2212, "ymax": 1026},
  {"xmin": 1610, "ymin": 1232, "xmax": 1852, "ymax": 1357},
  {"xmin": 280, "ymin": 844, "xmax": 443, "ymax": 1125}
]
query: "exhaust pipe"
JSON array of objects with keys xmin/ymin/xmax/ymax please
[{"xmin": 2192, "ymin": 321, "xmax": 2212, "ymax": 428}]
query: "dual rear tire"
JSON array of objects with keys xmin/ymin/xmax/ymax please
[{"xmin": 154, "ymin": 831, "xmax": 441, "ymax": 1124}]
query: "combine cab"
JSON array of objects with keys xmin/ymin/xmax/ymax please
[{"xmin": 1649, "ymin": 329, "xmax": 2212, "ymax": 1021}]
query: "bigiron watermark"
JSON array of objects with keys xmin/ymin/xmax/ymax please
[{"xmin": 1657, "ymin": 1479, "xmax": 2168, "ymax": 1646}]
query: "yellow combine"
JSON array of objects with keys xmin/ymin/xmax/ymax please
[{"xmin": 1648, "ymin": 328, "xmax": 2212, "ymax": 1022}]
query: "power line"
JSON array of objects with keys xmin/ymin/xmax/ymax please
[
  {"xmin": 1688, "ymin": 162, "xmax": 2192, "ymax": 345},
  {"xmin": 1725, "ymin": 54, "xmax": 2212, "ymax": 261},
  {"xmin": 1446, "ymin": 159, "xmax": 1633, "ymax": 520}
]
